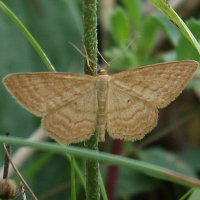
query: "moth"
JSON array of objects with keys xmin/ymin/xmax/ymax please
[{"xmin": 3, "ymin": 60, "xmax": 198, "ymax": 144}]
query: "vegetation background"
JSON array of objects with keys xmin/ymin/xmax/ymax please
[{"xmin": 0, "ymin": 0, "xmax": 200, "ymax": 199}]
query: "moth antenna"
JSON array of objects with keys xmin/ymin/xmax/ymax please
[
  {"xmin": 83, "ymin": 44, "xmax": 96, "ymax": 76},
  {"xmin": 69, "ymin": 42, "xmax": 101, "ymax": 75},
  {"xmin": 83, "ymin": 44, "xmax": 91, "ymax": 68},
  {"xmin": 108, "ymin": 38, "xmax": 139, "ymax": 65},
  {"xmin": 3, "ymin": 144, "xmax": 38, "ymax": 200},
  {"xmin": 97, "ymin": 50, "xmax": 110, "ymax": 70}
]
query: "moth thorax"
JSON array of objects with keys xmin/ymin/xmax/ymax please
[{"xmin": 96, "ymin": 75, "xmax": 108, "ymax": 142}]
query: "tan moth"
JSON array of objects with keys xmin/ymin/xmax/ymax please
[{"xmin": 3, "ymin": 60, "xmax": 198, "ymax": 144}]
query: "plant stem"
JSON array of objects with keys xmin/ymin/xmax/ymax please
[
  {"xmin": 83, "ymin": 0, "xmax": 98, "ymax": 75},
  {"xmin": 70, "ymin": 156, "xmax": 76, "ymax": 200},
  {"xmin": 83, "ymin": 0, "xmax": 99, "ymax": 199},
  {"xmin": 84, "ymin": 131, "xmax": 99, "ymax": 200}
]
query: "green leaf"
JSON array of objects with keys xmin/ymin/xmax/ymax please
[
  {"xmin": 21, "ymin": 153, "xmax": 52, "ymax": 182},
  {"xmin": 175, "ymin": 18, "xmax": 200, "ymax": 93},
  {"xmin": 179, "ymin": 188, "xmax": 194, "ymax": 200},
  {"xmin": 137, "ymin": 17, "xmax": 158, "ymax": 65},
  {"xmin": 176, "ymin": 148, "xmax": 200, "ymax": 171},
  {"xmin": 151, "ymin": 12, "xmax": 181, "ymax": 46},
  {"xmin": 188, "ymin": 188, "xmax": 200, "ymax": 200},
  {"xmin": 115, "ymin": 167, "xmax": 159, "ymax": 197},
  {"xmin": 148, "ymin": 0, "xmax": 200, "ymax": 54},
  {"xmin": 110, "ymin": 7, "xmax": 130, "ymax": 47},
  {"xmin": 1, "ymin": 136, "xmax": 200, "ymax": 189},
  {"xmin": 122, "ymin": 0, "xmax": 142, "ymax": 31},
  {"xmin": 104, "ymin": 47, "xmax": 139, "ymax": 72},
  {"xmin": 137, "ymin": 147, "xmax": 197, "ymax": 178},
  {"xmin": 176, "ymin": 19, "xmax": 200, "ymax": 61}
]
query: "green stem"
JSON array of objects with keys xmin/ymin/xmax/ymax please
[
  {"xmin": 66, "ymin": 153, "xmax": 86, "ymax": 190},
  {"xmin": 70, "ymin": 156, "xmax": 76, "ymax": 200},
  {"xmin": 99, "ymin": 171, "xmax": 108, "ymax": 200},
  {"xmin": 83, "ymin": 0, "xmax": 98, "ymax": 75},
  {"xmin": 1, "ymin": 135, "xmax": 200, "ymax": 188},
  {"xmin": 84, "ymin": 131, "xmax": 99, "ymax": 200},
  {"xmin": 179, "ymin": 188, "xmax": 194, "ymax": 200},
  {"xmin": 83, "ymin": 0, "xmax": 99, "ymax": 199}
]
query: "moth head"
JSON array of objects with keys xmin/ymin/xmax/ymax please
[{"xmin": 97, "ymin": 69, "xmax": 107, "ymax": 75}]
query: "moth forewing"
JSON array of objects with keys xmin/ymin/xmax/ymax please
[
  {"xmin": 109, "ymin": 60, "xmax": 199, "ymax": 108},
  {"xmin": 3, "ymin": 73, "xmax": 97, "ymax": 116}
]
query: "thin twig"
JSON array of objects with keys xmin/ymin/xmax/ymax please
[
  {"xmin": 0, "ymin": 127, "xmax": 47, "ymax": 178},
  {"xmin": 3, "ymin": 144, "xmax": 38, "ymax": 200},
  {"xmin": 3, "ymin": 133, "xmax": 10, "ymax": 179}
]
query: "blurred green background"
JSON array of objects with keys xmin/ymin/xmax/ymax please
[{"xmin": 0, "ymin": 0, "xmax": 200, "ymax": 199}]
